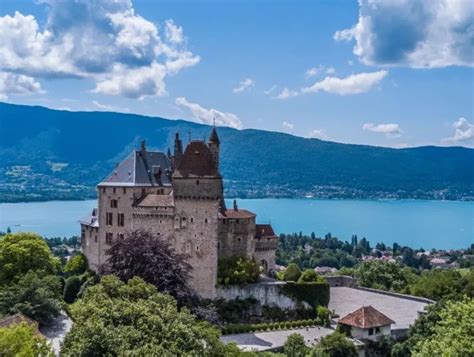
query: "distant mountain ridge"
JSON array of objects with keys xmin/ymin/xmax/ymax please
[{"xmin": 1, "ymin": 102, "xmax": 473, "ymax": 202}]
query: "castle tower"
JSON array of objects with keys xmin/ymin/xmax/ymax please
[
  {"xmin": 173, "ymin": 132, "xmax": 183, "ymax": 168},
  {"xmin": 208, "ymin": 127, "xmax": 220, "ymax": 171}
]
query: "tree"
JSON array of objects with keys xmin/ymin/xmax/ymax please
[
  {"xmin": 63, "ymin": 276, "xmax": 82, "ymax": 304},
  {"xmin": 64, "ymin": 254, "xmax": 88, "ymax": 275},
  {"xmin": 103, "ymin": 229, "xmax": 193, "ymax": 303},
  {"xmin": 355, "ymin": 260, "xmax": 408, "ymax": 292},
  {"xmin": 218, "ymin": 256, "xmax": 260, "ymax": 286},
  {"xmin": 408, "ymin": 269, "xmax": 464, "ymax": 301},
  {"xmin": 413, "ymin": 297, "xmax": 474, "ymax": 356},
  {"xmin": 61, "ymin": 275, "xmax": 231, "ymax": 356},
  {"xmin": 0, "ymin": 322, "xmax": 53, "ymax": 357},
  {"xmin": 298, "ymin": 269, "xmax": 325, "ymax": 283},
  {"xmin": 316, "ymin": 306, "xmax": 331, "ymax": 327},
  {"xmin": 310, "ymin": 332, "xmax": 357, "ymax": 357},
  {"xmin": 0, "ymin": 232, "xmax": 59, "ymax": 285},
  {"xmin": 0, "ymin": 272, "xmax": 61, "ymax": 326},
  {"xmin": 283, "ymin": 263, "xmax": 302, "ymax": 282},
  {"xmin": 284, "ymin": 333, "xmax": 309, "ymax": 357}
]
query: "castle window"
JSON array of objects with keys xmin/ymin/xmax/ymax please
[
  {"xmin": 106, "ymin": 232, "xmax": 113, "ymax": 244},
  {"xmin": 205, "ymin": 218, "xmax": 208, "ymax": 224},
  {"xmin": 236, "ymin": 219, "xmax": 240, "ymax": 224},
  {"xmin": 237, "ymin": 238, "xmax": 241, "ymax": 242},
  {"xmin": 190, "ymin": 217, "xmax": 194, "ymax": 223},
  {"xmin": 106, "ymin": 212, "xmax": 113, "ymax": 226},
  {"xmin": 81, "ymin": 228, "xmax": 85, "ymax": 240},
  {"xmin": 118, "ymin": 233, "xmax": 124, "ymax": 240},
  {"xmin": 118, "ymin": 213, "xmax": 125, "ymax": 226},
  {"xmin": 113, "ymin": 187, "xmax": 116, "ymax": 194},
  {"xmin": 102, "ymin": 187, "xmax": 106, "ymax": 193},
  {"xmin": 196, "ymin": 246, "xmax": 199, "ymax": 251},
  {"xmin": 196, "ymin": 180, "xmax": 199, "ymax": 185},
  {"xmin": 123, "ymin": 187, "xmax": 127, "ymax": 194},
  {"xmin": 94, "ymin": 235, "xmax": 98, "ymax": 243},
  {"xmin": 111, "ymin": 199, "xmax": 118, "ymax": 208},
  {"xmin": 142, "ymin": 188, "xmax": 146, "ymax": 196}
]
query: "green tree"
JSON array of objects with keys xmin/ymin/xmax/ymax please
[
  {"xmin": 64, "ymin": 254, "xmax": 88, "ymax": 275},
  {"xmin": 283, "ymin": 263, "xmax": 302, "ymax": 282},
  {"xmin": 298, "ymin": 269, "xmax": 325, "ymax": 283},
  {"xmin": 316, "ymin": 306, "xmax": 331, "ymax": 327},
  {"xmin": 0, "ymin": 272, "xmax": 61, "ymax": 326},
  {"xmin": 218, "ymin": 256, "xmax": 260, "ymax": 286},
  {"xmin": 0, "ymin": 232, "xmax": 59, "ymax": 285},
  {"xmin": 284, "ymin": 333, "xmax": 309, "ymax": 357},
  {"xmin": 63, "ymin": 276, "xmax": 82, "ymax": 304},
  {"xmin": 408, "ymin": 269, "xmax": 470, "ymax": 301},
  {"xmin": 413, "ymin": 297, "xmax": 474, "ymax": 356},
  {"xmin": 0, "ymin": 322, "xmax": 53, "ymax": 357},
  {"xmin": 355, "ymin": 260, "xmax": 408, "ymax": 292},
  {"xmin": 310, "ymin": 332, "xmax": 357, "ymax": 357},
  {"xmin": 61, "ymin": 275, "xmax": 231, "ymax": 356}
]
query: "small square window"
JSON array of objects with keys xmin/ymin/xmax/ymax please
[{"xmin": 368, "ymin": 328, "xmax": 374, "ymax": 336}]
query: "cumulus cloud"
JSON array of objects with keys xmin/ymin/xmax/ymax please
[
  {"xmin": 334, "ymin": 0, "xmax": 474, "ymax": 68},
  {"xmin": 233, "ymin": 78, "xmax": 254, "ymax": 93},
  {"xmin": 175, "ymin": 97, "xmax": 242, "ymax": 129},
  {"xmin": 275, "ymin": 87, "xmax": 299, "ymax": 100},
  {"xmin": 308, "ymin": 129, "xmax": 328, "ymax": 140},
  {"xmin": 0, "ymin": 72, "xmax": 44, "ymax": 100},
  {"xmin": 302, "ymin": 70, "xmax": 387, "ymax": 95},
  {"xmin": 282, "ymin": 121, "xmax": 294, "ymax": 131},
  {"xmin": 363, "ymin": 122, "xmax": 402, "ymax": 138},
  {"xmin": 0, "ymin": 1, "xmax": 199, "ymax": 99},
  {"xmin": 441, "ymin": 117, "xmax": 474, "ymax": 145}
]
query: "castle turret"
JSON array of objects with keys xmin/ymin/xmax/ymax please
[
  {"xmin": 174, "ymin": 132, "xmax": 183, "ymax": 167},
  {"xmin": 208, "ymin": 127, "xmax": 220, "ymax": 171}
]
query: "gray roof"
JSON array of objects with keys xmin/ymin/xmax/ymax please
[
  {"xmin": 100, "ymin": 149, "xmax": 172, "ymax": 186},
  {"xmin": 78, "ymin": 208, "xmax": 99, "ymax": 227}
]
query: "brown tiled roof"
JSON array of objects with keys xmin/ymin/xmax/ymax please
[
  {"xmin": 338, "ymin": 306, "xmax": 395, "ymax": 329},
  {"xmin": 173, "ymin": 141, "xmax": 220, "ymax": 178},
  {"xmin": 220, "ymin": 209, "xmax": 256, "ymax": 219},
  {"xmin": 0, "ymin": 314, "xmax": 43, "ymax": 337},
  {"xmin": 136, "ymin": 194, "xmax": 175, "ymax": 207},
  {"xmin": 255, "ymin": 224, "xmax": 277, "ymax": 239}
]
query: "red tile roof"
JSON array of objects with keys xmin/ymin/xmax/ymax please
[
  {"xmin": 173, "ymin": 141, "xmax": 220, "ymax": 178},
  {"xmin": 136, "ymin": 194, "xmax": 175, "ymax": 207},
  {"xmin": 338, "ymin": 306, "xmax": 395, "ymax": 329},
  {"xmin": 255, "ymin": 224, "xmax": 277, "ymax": 239},
  {"xmin": 220, "ymin": 209, "xmax": 256, "ymax": 219}
]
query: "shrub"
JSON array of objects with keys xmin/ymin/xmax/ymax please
[
  {"xmin": 63, "ymin": 275, "xmax": 82, "ymax": 304},
  {"xmin": 298, "ymin": 269, "xmax": 325, "ymax": 283},
  {"xmin": 64, "ymin": 254, "xmax": 88, "ymax": 275},
  {"xmin": 283, "ymin": 263, "xmax": 302, "ymax": 282},
  {"xmin": 316, "ymin": 306, "xmax": 331, "ymax": 327},
  {"xmin": 310, "ymin": 331, "xmax": 357, "ymax": 357},
  {"xmin": 284, "ymin": 333, "xmax": 309, "ymax": 357},
  {"xmin": 0, "ymin": 322, "xmax": 53, "ymax": 356},
  {"xmin": 281, "ymin": 281, "xmax": 330, "ymax": 308},
  {"xmin": 217, "ymin": 256, "xmax": 260, "ymax": 286}
]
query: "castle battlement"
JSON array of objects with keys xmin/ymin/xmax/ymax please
[{"xmin": 79, "ymin": 128, "xmax": 277, "ymax": 298}]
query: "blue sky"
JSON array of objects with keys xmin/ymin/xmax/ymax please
[{"xmin": 0, "ymin": 0, "xmax": 473, "ymax": 148}]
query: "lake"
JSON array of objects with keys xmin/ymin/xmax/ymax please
[{"xmin": 0, "ymin": 199, "xmax": 472, "ymax": 250}]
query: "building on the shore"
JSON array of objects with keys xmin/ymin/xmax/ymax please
[{"xmin": 79, "ymin": 127, "xmax": 277, "ymax": 298}]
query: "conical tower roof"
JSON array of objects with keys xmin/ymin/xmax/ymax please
[{"xmin": 209, "ymin": 127, "xmax": 220, "ymax": 145}]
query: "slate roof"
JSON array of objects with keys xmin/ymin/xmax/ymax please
[
  {"xmin": 173, "ymin": 141, "xmax": 220, "ymax": 178},
  {"xmin": 220, "ymin": 209, "xmax": 256, "ymax": 219},
  {"xmin": 100, "ymin": 148, "xmax": 172, "ymax": 186},
  {"xmin": 78, "ymin": 208, "xmax": 99, "ymax": 227},
  {"xmin": 338, "ymin": 305, "xmax": 395, "ymax": 329},
  {"xmin": 136, "ymin": 194, "xmax": 175, "ymax": 207},
  {"xmin": 255, "ymin": 224, "xmax": 276, "ymax": 239}
]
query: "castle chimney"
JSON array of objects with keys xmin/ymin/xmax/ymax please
[{"xmin": 233, "ymin": 199, "xmax": 238, "ymax": 211}]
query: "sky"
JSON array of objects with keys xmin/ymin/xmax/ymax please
[{"xmin": 0, "ymin": 0, "xmax": 473, "ymax": 148}]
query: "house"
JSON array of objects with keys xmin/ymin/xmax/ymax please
[{"xmin": 337, "ymin": 305, "xmax": 395, "ymax": 341}]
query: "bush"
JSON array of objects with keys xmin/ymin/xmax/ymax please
[
  {"xmin": 310, "ymin": 331, "xmax": 357, "ymax": 357},
  {"xmin": 281, "ymin": 281, "xmax": 330, "ymax": 308},
  {"xmin": 0, "ymin": 322, "xmax": 53, "ymax": 356},
  {"xmin": 283, "ymin": 263, "xmax": 302, "ymax": 282},
  {"xmin": 316, "ymin": 306, "xmax": 331, "ymax": 327},
  {"xmin": 217, "ymin": 256, "xmax": 260, "ymax": 286},
  {"xmin": 63, "ymin": 276, "xmax": 82, "ymax": 304},
  {"xmin": 284, "ymin": 333, "xmax": 309, "ymax": 357},
  {"xmin": 298, "ymin": 269, "xmax": 325, "ymax": 283},
  {"xmin": 64, "ymin": 254, "xmax": 88, "ymax": 275}
]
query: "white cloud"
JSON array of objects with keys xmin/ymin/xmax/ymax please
[
  {"xmin": 275, "ymin": 87, "xmax": 299, "ymax": 100},
  {"xmin": 282, "ymin": 121, "xmax": 294, "ymax": 131},
  {"xmin": 325, "ymin": 67, "xmax": 336, "ymax": 75},
  {"xmin": 301, "ymin": 70, "xmax": 388, "ymax": 95},
  {"xmin": 0, "ymin": 1, "xmax": 199, "ymax": 99},
  {"xmin": 165, "ymin": 19, "xmax": 184, "ymax": 44},
  {"xmin": 334, "ymin": 0, "xmax": 474, "ymax": 68},
  {"xmin": 305, "ymin": 66, "xmax": 323, "ymax": 78},
  {"xmin": 233, "ymin": 78, "xmax": 254, "ymax": 93},
  {"xmin": 441, "ymin": 117, "xmax": 474, "ymax": 145},
  {"xmin": 0, "ymin": 72, "xmax": 44, "ymax": 99},
  {"xmin": 363, "ymin": 122, "xmax": 402, "ymax": 138},
  {"xmin": 175, "ymin": 97, "xmax": 242, "ymax": 129},
  {"xmin": 308, "ymin": 129, "xmax": 328, "ymax": 140},
  {"xmin": 92, "ymin": 100, "xmax": 130, "ymax": 113},
  {"xmin": 264, "ymin": 85, "xmax": 277, "ymax": 95}
]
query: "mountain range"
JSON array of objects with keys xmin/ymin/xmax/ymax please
[{"xmin": 1, "ymin": 102, "xmax": 473, "ymax": 202}]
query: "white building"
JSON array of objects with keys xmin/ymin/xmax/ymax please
[{"xmin": 337, "ymin": 305, "xmax": 394, "ymax": 341}]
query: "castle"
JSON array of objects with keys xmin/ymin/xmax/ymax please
[{"xmin": 79, "ymin": 128, "xmax": 277, "ymax": 298}]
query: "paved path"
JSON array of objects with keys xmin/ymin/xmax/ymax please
[
  {"xmin": 39, "ymin": 312, "xmax": 73, "ymax": 355},
  {"xmin": 221, "ymin": 326, "xmax": 334, "ymax": 351},
  {"xmin": 329, "ymin": 287, "xmax": 429, "ymax": 330}
]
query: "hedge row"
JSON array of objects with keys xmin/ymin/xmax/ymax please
[
  {"xmin": 221, "ymin": 319, "xmax": 319, "ymax": 335},
  {"xmin": 280, "ymin": 281, "xmax": 330, "ymax": 308}
]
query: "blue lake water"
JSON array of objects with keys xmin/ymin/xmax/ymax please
[{"xmin": 0, "ymin": 199, "xmax": 472, "ymax": 250}]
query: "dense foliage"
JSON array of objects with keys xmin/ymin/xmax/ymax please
[
  {"xmin": 310, "ymin": 331, "xmax": 358, "ymax": 357},
  {"xmin": 283, "ymin": 333, "xmax": 309, "ymax": 357},
  {"xmin": 280, "ymin": 281, "xmax": 330, "ymax": 308},
  {"xmin": 0, "ymin": 322, "xmax": 53, "ymax": 357},
  {"xmin": 61, "ymin": 275, "xmax": 231, "ymax": 356},
  {"xmin": 217, "ymin": 256, "xmax": 260, "ymax": 286},
  {"xmin": 280, "ymin": 263, "xmax": 302, "ymax": 282},
  {"xmin": 104, "ymin": 229, "xmax": 193, "ymax": 304},
  {"xmin": 0, "ymin": 272, "xmax": 62, "ymax": 326},
  {"xmin": 354, "ymin": 260, "xmax": 414, "ymax": 292},
  {"xmin": 64, "ymin": 254, "xmax": 88, "ymax": 275},
  {"xmin": 63, "ymin": 276, "xmax": 82, "ymax": 304},
  {"xmin": 0, "ymin": 232, "xmax": 59, "ymax": 285}
]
